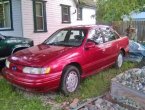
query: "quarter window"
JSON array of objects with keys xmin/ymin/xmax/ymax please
[
  {"xmin": 61, "ymin": 4, "xmax": 71, "ymax": 23},
  {"xmin": 0, "ymin": 0, "xmax": 12, "ymax": 30},
  {"xmin": 33, "ymin": 0, "xmax": 47, "ymax": 32}
]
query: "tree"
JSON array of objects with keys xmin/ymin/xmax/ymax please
[{"xmin": 96, "ymin": 0, "xmax": 145, "ymax": 22}]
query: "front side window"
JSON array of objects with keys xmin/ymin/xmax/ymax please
[
  {"xmin": 33, "ymin": 1, "xmax": 47, "ymax": 32},
  {"xmin": 43, "ymin": 29, "xmax": 87, "ymax": 47},
  {"xmin": 77, "ymin": 7, "xmax": 82, "ymax": 20},
  {"xmin": 0, "ymin": 0, "xmax": 12, "ymax": 30},
  {"xmin": 61, "ymin": 4, "xmax": 71, "ymax": 23}
]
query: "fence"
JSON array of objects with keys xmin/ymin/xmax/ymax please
[{"xmin": 112, "ymin": 21, "xmax": 145, "ymax": 42}]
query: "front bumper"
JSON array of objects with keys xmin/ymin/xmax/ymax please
[{"xmin": 2, "ymin": 68, "xmax": 61, "ymax": 92}]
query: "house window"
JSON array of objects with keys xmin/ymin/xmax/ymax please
[
  {"xmin": 61, "ymin": 4, "xmax": 71, "ymax": 23},
  {"xmin": 0, "ymin": 0, "xmax": 13, "ymax": 30},
  {"xmin": 33, "ymin": 0, "xmax": 47, "ymax": 32},
  {"xmin": 77, "ymin": 7, "xmax": 82, "ymax": 20}
]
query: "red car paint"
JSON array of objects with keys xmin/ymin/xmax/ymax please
[{"xmin": 2, "ymin": 25, "xmax": 129, "ymax": 92}]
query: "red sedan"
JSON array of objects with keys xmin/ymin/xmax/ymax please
[{"xmin": 2, "ymin": 25, "xmax": 129, "ymax": 95}]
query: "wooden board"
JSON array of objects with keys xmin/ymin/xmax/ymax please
[{"xmin": 111, "ymin": 76, "xmax": 145, "ymax": 109}]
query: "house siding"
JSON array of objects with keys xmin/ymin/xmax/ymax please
[
  {"xmin": 22, "ymin": 0, "xmax": 96, "ymax": 45},
  {"xmin": 73, "ymin": 7, "xmax": 96, "ymax": 25},
  {"xmin": 0, "ymin": 0, "xmax": 23, "ymax": 37}
]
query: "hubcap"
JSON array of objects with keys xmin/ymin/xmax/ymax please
[
  {"xmin": 66, "ymin": 71, "xmax": 78, "ymax": 92},
  {"xmin": 117, "ymin": 54, "xmax": 123, "ymax": 68}
]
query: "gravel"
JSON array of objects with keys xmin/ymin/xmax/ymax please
[
  {"xmin": 112, "ymin": 67, "xmax": 145, "ymax": 109},
  {"xmin": 79, "ymin": 98, "xmax": 127, "ymax": 110},
  {"xmin": 116, "ymin": 67, "xmax": 145, "ymax": 93},
  {"xmin": 114, "ymin": 96, "xmax": 141, "ymax": 109}
]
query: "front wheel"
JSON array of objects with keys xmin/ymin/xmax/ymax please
[
  {"xmin": 115, "ymin": 52, "xmax": 123, "ymax": 68},
  {"xmin": 61, "ymin": 65, "xmax": 80, "ymax": 95}
]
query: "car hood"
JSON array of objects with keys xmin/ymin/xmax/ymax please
[
  {"xmin": 5, "ymin": 36, "xmax": 31, "ymax": 41},
  {"xmin": 9, "ymin": 44, "xmax": 76, "ymax": 67}
]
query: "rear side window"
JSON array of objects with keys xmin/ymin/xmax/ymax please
[
  {"xmin": 88, "ymin": 29, "xmax": 104, "ymax": 44},
  {"xmin": 101, "ymin": 28, "xmax": 119, "ymax": 42},
  {"xmin": 88, "ymin": 27, "xmax": 120, "ymax": 44}
]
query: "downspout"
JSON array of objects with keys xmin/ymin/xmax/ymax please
[{"xmin": 20, "ymin": 0, "xmax": 24, "ymax": 38}]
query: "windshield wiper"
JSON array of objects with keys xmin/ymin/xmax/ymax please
[
  {"xmin": 46, "ymin": 42, "xmax": 77, "ymax": 47},
  {"xmin": 47, "ymin": 42, "xmax": 58, "ymax": 45}
]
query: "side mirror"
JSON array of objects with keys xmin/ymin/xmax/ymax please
[{"xmin": 85, "ymin": 41, "xmax": 95, "ymax": 49}]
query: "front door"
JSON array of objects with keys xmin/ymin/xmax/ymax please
[
  {"xmin": 0, "ymin": 36, "xmax": 9, "ymax": 60},
  {"xmin": 83, "ymin": 29, "xmax": 108, "ymax": 76}
]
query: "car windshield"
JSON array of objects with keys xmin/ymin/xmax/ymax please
[{"xmin": 43, "ymin": 29, "xmax": 87, "ymax": 47}]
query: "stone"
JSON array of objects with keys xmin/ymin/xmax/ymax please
[
  {"xmin": 63, "ymin": 102, "xmax": 67, "ymax": 106},
  {"xmin": 114, "ymin": 96, "xmax": 141, "ymax": 109},
  {"xmin": 142, "ymin": 66, "xmax": 145, "ymax": 70},
  {"xmin": 70, "ymin": 98, "xmax": 79, "ymax": 109},
  {"xmin": 61, "ymin": 101, "xmax": 70, "ymax": 108},
  {"xmin": 115, "ymin": 68, "xmax": 145, "ymax": 94},
  {"xmin": 83, "ymin": 106, "xmax": 89, "ymax": 110},
  {"xmin": 76, "ymin": 97, "xmax": 128, "ymax": 110},
  {"xmin": 94, "ymin": 98, "xmax": 126, "ymax": 110},
  {"xmin": 63, "ymin": 106, "xmax": 70, "ymax": 110},
  {"xmin": 94, "ymin": 103, "xmax": 101, "ymax": 109},
  {"xmin": 86, "ymin": 104, "xmax": 96, "ymax": 110}
]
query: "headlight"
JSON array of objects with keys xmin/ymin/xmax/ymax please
[
  {"xmin": 23, "ymin": 67, "xmax": 51, "ymax": 74},
  {"xmin": 6, "ymin": 59, "xmax": 10, "ymax": 68}
]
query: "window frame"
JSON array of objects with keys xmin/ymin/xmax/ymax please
[
  {"xmin": 60, "ymin": 4, "xmax": 71, "ymax": 24},
  {"xmin": 113, "ymin": 31, "xmax": 120, "ymax": 39},
  {"xmin": 33, "ymin": 0, "xmax": 47, "ymax": 33},
  {"xmin": 0, "ymin": 0, "xmax": 13, "ymax": 31},
  {"xmin": 77, "ymin": 6, "xmax": 82, "ymax": 20}
]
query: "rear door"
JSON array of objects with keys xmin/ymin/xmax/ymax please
[{"xmin": 101, "ymin": 28, "xmax": 119, "ymax": 65}]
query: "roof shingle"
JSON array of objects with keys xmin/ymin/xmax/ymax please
[{"xmin": 79, "ymin": 0, "xmax": 96, "ymax": 8}]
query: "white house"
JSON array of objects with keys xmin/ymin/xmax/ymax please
[{"xmin": 0, "ymin": 0, "xmax": 96, "ymax": 45}]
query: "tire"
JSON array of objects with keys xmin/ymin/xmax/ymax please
[
  {"xmin": 61, "ymin": 65, "xmax": 80, "ymax": 95},
  {"xmin": 115, "ymin": 52, "xmax": 123, "ymax": 68}
]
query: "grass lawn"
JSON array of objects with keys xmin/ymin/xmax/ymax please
[
  {"xmin": 0, "ymin": 61, "xmax": 137, "ymax": 110},
  {"xmin": 0, "ymin": 79, "xmax": 51, "ymax": 110}
]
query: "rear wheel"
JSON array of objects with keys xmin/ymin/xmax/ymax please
[
  {"xmin": 61, "ymin": 65, "xmax": 80, "ymax": 95},
  {"xmin": 115, "ymin": 52, "xmax": 123, "ymax": 68}
]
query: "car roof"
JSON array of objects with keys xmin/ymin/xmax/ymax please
[{"xmin": 61, "ymin": 25, "xmax": 111, "ymax": 30}]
